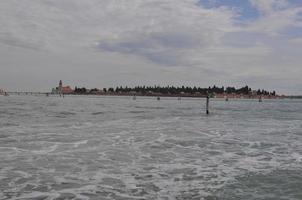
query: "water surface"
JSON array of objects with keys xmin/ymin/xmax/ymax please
[{"xmin": 0, "ymin": 95, "xmax": 302, "ymax": 199}]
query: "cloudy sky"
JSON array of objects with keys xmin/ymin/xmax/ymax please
[{"xmin": 0, "ymin": 0, "xmax": 302, "ymax": 94}]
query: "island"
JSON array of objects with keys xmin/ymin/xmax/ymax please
[{"xmin": 51, "ymin": 80, "xmax": 283, "ymax": 99}]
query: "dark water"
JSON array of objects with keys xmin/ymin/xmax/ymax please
[{"xmin": 0, "ymin": 95, "xmax": 302, "ymax": 200}]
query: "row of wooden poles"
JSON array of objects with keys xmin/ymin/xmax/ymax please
[
  {"xmin": 136, "ymin": 95, "xmax": 262, "ymax": 115},
  {"xmin": 52, "ymin": 93, "xmax": 263, "ymax": 115},
  {"xmin": 134, "ymin": 95, "xmax": 211, "ymax": 115}
]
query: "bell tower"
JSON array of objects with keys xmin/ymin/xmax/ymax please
[{"xmin": 59, "ymin": 80, "xmax": 63, "ymax": 93}]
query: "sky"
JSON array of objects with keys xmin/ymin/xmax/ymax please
[{"xmin": 0, "ymin": 0, "xmax": 302, "ymax": 94}]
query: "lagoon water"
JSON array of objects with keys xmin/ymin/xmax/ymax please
[{"xmin": 0, "ymin": 95, "xmax": 302, "ymax": 200}]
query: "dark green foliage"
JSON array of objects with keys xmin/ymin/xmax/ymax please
[
  {"xmin": 74, "ymin": 87, "xmax": 87, "ymax": 94},
  {"xmin": 74, "ymin": 85, "xmax": 276, "ymax": 96}
]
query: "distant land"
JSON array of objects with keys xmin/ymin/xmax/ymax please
[
  {"xmin": 285, "ymin": 96, "xmax": 302, "ymax": 99},
  {"xmin": 48, "ymin": 80, "xmax": 283, "ymax": 99}
]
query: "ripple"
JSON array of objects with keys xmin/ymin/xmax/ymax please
[
  {"xmin": 92, "ymin": 111, "xmax": 105, "ymax": 115},
  {"xmin": 218, "ymin": 169, "xmax": 302, "ymax": 200},
  {"xmin": 1, "ymin": 96, "xmax": 302, "ymax": 199}
]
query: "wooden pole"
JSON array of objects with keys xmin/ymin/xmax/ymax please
[{"xmin": 206, "ymin": 95, "xmax": 210, "ymax": 115}]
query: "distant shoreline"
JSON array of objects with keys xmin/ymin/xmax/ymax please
[
  {"xmin": 7, "ymin": 92, "xmax": 285, "ymax": 99},
  {"xmin": 65, "ymin": 92, "xmax": 284, "ymax": 99}
]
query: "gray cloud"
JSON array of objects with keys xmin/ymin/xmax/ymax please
[
  {"xmin": 98, "ymin": 31, "xmax": 206, "ymax": 65},
  {"xmin": 0, "ymin": 0, "xmax": 302, "ymax": 94}
]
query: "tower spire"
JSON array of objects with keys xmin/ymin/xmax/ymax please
[{"xmin": 59, "ymin": 80, "xmax": 63, "ymax": 94}]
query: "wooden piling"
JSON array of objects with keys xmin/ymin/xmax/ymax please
[{"xmin": 206, "ymin": 96, "xmax": 210, "ymax": 115}]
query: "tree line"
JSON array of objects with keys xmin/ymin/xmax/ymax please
[{"xmin": 74, "ymin": 85, "xmax": 276, "ymax": 96}]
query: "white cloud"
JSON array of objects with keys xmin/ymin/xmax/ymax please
[
  {"xmin": 0, "ymin": 0, "xmax": 235, "ymax": 49},
  {"xmin": 249, "ymin": 0, "xmax": 289, "ymax": 14},
  {"xmin": 247, "ymin": 0, "xmax": 302, "ymax": 35},
  {"xmin": 0, "ymin": 0, "xmax": 302, "ymax": 94},
  {"xmin": 289, "ymin": 37, "xmax": 302, "ymax": 44}
]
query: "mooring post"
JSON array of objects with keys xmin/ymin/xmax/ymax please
[{"xmin": 206, "ymin": 95, "xmax": 210, "ymax": 115}]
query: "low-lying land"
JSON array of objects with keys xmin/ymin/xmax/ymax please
[{"xmin": 52, "ymin": 85, "xmax": 283, "ymax": 99}]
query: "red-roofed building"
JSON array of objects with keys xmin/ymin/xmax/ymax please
[
  {"xmin": 51, "ymin": 80, "xmax": 74, "ymax": 94},
  {"xmin": 61, "ymin": 86, "xmax": 73, "ymax": 94}
]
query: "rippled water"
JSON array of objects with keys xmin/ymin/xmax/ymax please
[{"xmin": 0, "ymin": 95, "xmax": 302, "ymax": 200}]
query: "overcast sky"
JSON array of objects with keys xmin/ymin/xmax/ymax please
[{"xmin": 1, "ymin": 0, "xmax": 302, "ymax": 94}]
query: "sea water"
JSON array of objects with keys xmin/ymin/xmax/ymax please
[{"xmin": 0, "ymin": 95, "xmax": 302, "ymax": 200}]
